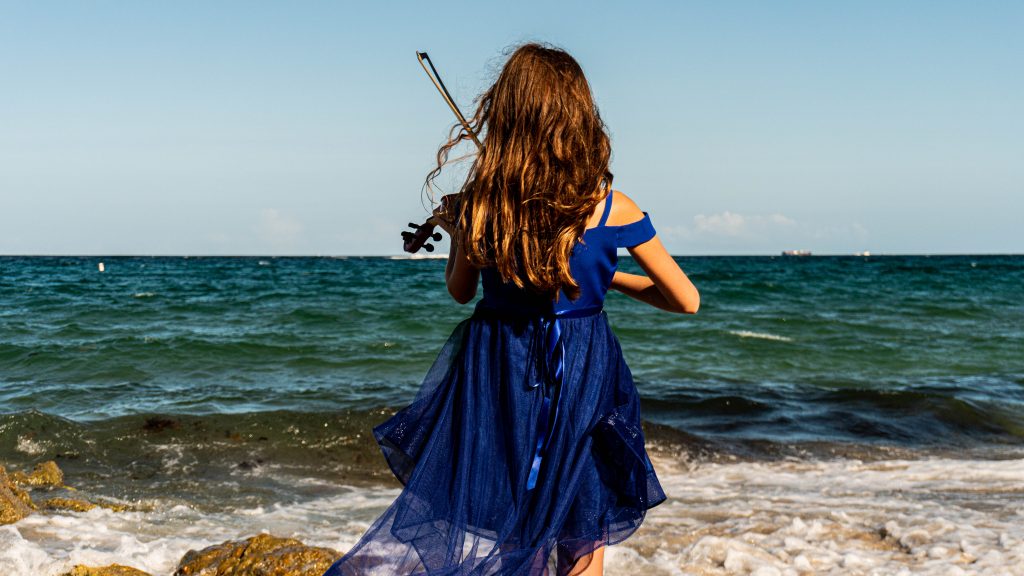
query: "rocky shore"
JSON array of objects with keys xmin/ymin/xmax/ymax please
[{"xmin": 1, "ymin": 460, "xmax": 342, "ymax": 576}]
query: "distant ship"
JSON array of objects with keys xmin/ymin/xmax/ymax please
[
  {"xmin": 854, "ymin": 251, "xmax": 872, "ymax": 257},
  {"xmin": 781, "ymin": 250, "xmax": 812, "ymax": 256}
]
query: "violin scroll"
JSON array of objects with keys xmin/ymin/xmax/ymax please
[
  {"xmin": 402, "ymin": 222, "xmax": 443, "ymax": 253},
  {"xmin": 401, "ymin": 193, "xmax": 460, "ymax": 254}
]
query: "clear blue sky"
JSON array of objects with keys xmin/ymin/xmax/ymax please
[{"xmin": 1, "ymin": 1, "xmax": 1021, "ymax": 255}]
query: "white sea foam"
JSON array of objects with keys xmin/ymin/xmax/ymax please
[
  {"xmin": 0, "ymin": 486, "xmax": 401, "ymax": 576},
  {"xmin": 2, "ymin": 456, "xmax": 1022, "ymax": 575},
  {"xmin": 15, "ymin": 435, "xmax": 46, "ymax": 456},
  {"xmin": 387, "ymin": 254, "xmax": 449, "ymax": 260},
  {"xmin": 729, "ymin": 330, "xmax": 794, "ymax": 342},
  {"xmin": 604, "ymin": 454, "xmax": 1024, "ymax": 575}
]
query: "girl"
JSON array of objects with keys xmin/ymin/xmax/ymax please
[{"xmin": 323, "ymin": 42, "xmax": 699, "ymax": 576}]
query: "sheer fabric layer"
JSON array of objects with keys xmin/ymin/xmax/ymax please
[{"xmin": 322, "ymin": 309, "xmax": 665, "ymax": 575}]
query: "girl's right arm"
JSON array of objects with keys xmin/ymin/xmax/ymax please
[{"xmin": 608, "ymin": 193, "xmax": 700, "ymax": 314}]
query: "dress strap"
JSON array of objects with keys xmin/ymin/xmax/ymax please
[
  {"xmin": 597, "ymin": 190, "xmax": 613, "ymax": 228},
  {"xmin": 615, "ymin": 212, "xmax": 656, "ymax": 248}
]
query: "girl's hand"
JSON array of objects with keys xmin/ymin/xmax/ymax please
[
  {"xmin": 607, "ymin": 192, "xmax": 699, "ymax": 314},
  {"xmin": 428, "ymin": 205, "xmax": 455, "ymax": 235}
]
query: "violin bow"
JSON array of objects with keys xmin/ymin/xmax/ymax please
[
  {"xmin": 401, "ymin": 52, "xmax": 481, "ymax": 253},
  {"xmin": 416, "ymin": 52, "xmax": 483, "ymax": 150}
]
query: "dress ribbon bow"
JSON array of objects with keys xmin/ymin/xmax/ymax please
[
  {"xmin": 524, "ymin": 303, "xmax": 603, "ymax": 491},
  {"xmin": 525, "ymin": 313, "xmax": 565, "ymax": 491}
]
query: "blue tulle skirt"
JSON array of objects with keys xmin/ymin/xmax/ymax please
[{"xmin": 323, "ymin": 305, "xmax": 665, "ymax": 575}]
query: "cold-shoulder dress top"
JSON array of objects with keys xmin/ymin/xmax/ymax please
[{"xmin": 323, "ymin": 192, "xmax": 666, "ymax": 576}]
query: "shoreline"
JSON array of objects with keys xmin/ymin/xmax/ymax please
[
  {"xmin": 3, "ymin": 407, "xmax": 1022, "ymax": 505},
  {"xmin": 3, "ymin": 409, "xmax": 1024, "ymax": 574},
  {"xmin": 3, "ymin": 447, "xmax": 1023, "ymax": 575}
]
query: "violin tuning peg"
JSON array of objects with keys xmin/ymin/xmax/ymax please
[
  {"xmin": 401, "ymin": 231, "xmax": 414, "ymax": 240},
  {"xmin": 424, "ymin": 243, "xmax": 435, "ymax": 252},
  {"xmin": 431, "ymin": 232, "xmax": 442, "ymax": 241},
  {"xmin": 408, "ymin": 222, "xmax": 420, "ymax": 230}
]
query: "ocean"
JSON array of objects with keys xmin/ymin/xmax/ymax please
[{"xmin": 1, "ymin": 255, "xmax": 1022, "ymax": 575}]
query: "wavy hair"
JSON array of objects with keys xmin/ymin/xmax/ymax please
[{"xmin": 424, "ymin": 42, "xmax": 613, "ymax": 302}]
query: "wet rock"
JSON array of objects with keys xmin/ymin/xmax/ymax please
[
  {"xmin": 59, "ymin": 564, "xmax": 152, "ymax": 576},
  {"xmin": 9, "ymin": 459, "xmax": 64, "ymax": 488},
  {"xmin": 236, "ymin": 458, "xmax": 264, "ymax": 470},
  {"xmin": 95, "ymin": 499, "xmax": 133, "ymax": 512},
  {"xmin": 174, "ymin": 533, "xmax": 341, "ymax": 576},
  {"xmin": 1, "ymin": 465, "xmax": 37, "ymax": 524},
  {"xmin": 142, "ymin": 415, "xmax": 181, "ymax": 432},
  {"xmin": 43, "ymin": 494, "xmax": 130, "ymax": 513},
  {"xmin": 4, "ymin": 460, "xmax": 133, "ymax": 516},
  {"xmin": 43, "ymin": 497, "xmax": 99, "ymax": 512}
]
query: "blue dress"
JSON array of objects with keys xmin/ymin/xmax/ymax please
[{"xmin": 323, "ymin": 193, "xmax": 666, "ymax": 575}]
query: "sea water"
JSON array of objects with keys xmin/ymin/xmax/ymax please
[{"xmin": 1, "ymin": 255, "xmax": 1022, "ymax": 575}]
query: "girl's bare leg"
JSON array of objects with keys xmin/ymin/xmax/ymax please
[{"xmin": 561, "ymin": 545, "xmax": 604, "ymax": 576}]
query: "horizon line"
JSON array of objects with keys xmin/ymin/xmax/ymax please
[{"xmin": 2, "ymin": 252, "xmax": 1022, "ymax": 258}]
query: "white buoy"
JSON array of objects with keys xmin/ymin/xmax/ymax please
[{"xmin": 98, "ymin": 262, "xmax": 105, "ymax": 272}]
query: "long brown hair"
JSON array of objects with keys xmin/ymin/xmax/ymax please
[{"xmin": 425, "ymin": 42, "xmax": 613, "ymax": 302}]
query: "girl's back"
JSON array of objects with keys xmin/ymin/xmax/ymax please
[{"xmin": 477, "ymin": 190, "xmax": 658, "ymax": 316}]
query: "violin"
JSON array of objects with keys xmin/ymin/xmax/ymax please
[
  {"xmin": 402, "ymin": 51, "xmax": 482, "ymax": 254},
  {"xmin": 401, "ymin": 193, "xmax": 460, "ymax": 253}
]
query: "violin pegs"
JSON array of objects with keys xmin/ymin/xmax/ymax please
[
  {"xmin": 431, "ymin": 232, "xmax": 442, "ymax": 241},
  {"xmin": 401, "ymin": 231, "xmax": 414, "ymax": 240},
  {"xmin": 424, "ymin": 243, "xmax": 435, "ymax": 252},
  {"xmin": 408, "ymin": 222, "xmax": 420, "ymax": 230}
]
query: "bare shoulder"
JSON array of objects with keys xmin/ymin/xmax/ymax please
[{"xmin": 606, "ymin": 189, "xmax": 646, "ymax": 226}]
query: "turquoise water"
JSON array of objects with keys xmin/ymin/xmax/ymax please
[{"xmin": 1, "ymin": 254, "xmax": 1023, "ymax": 502}]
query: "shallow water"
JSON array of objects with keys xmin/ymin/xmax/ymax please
[{"xmin": 4, "ymin": 449, "xmax": 1023, "ymax": 575}]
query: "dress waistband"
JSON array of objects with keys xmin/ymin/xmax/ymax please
[{"xmin": 471, "ymin": 301, "xmax": 604, "ymax": 321}]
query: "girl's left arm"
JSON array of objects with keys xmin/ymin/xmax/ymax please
[
  {"xmin": 610, "ymin": 270, "xmax": 687, "ymax": 312},
  {"xmin": 444, "ymin": 236, "xmax": 479, "ymax": 304}
]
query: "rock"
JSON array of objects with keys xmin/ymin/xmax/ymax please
[
  {"xmin": 10, "ymin": 459, "xmax": 65, "ymax": 488},
  {"xmin": 43, "ymin": 497, "xmax": 98, "ymax": 512},
  {"xmin": 95, "ymin": 499, "xmax": 133, "ymax": 512},
  {"xmin": 59, "ymin": 564, "xmax": 152, "ymax": 576},
  {"xmin": 41, "ymin": 494, "xmax": 130, "ymax": 513},
  {"xmin": 236, "ymin": 459, "xmax": 264, "ymax": 470},
  {"xmin": 142, "ymin": 415, "xmax": 181, "ymax": 432},
  {"xmin": 174, "ymin": 533, "xmax": 342, "ymax": 576},
  {"xmin": 3, "ymin": 460, "xmax": 133, "ymax": 517},
  {"xmin": 1, "ymin": 465, "xmax": 36, "ymax": 524}
]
